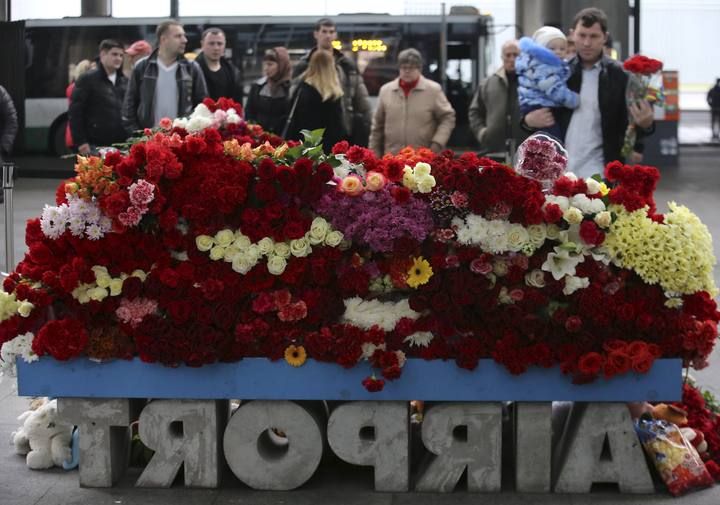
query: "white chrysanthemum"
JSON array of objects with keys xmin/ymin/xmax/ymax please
[
  {"xmin": 0, "ymin": 332, "xmax": 38, "ymax": 380},
  {"xmin": 403, "ymin": 331, "xmax": 434, "ymax": 348},
  {"xmin": 85, "ymin": 223, "xmax": 103, "ymax": 240},
  {"xmin": 342, "ymin": 297, "xmax": 420, "ymax": 332}
]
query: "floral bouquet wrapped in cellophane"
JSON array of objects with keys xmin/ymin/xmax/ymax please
[{"xmin": 622, "ymin": 54, "xmax": 664, "ymax": 158}]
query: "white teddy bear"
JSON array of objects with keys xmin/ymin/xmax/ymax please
[{"xmin": 11, "ymin": 398, "xmax": 73, "ymax": 469}]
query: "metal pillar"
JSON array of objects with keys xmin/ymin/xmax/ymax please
[
  {"xmin": 2, "ymin": 162, "xmax": 15, "ymax": 275},
  {"xmin": 80, "ymin": 0, "xmax": 111, "ymax": 17},
  {"xmin": 0, "ymin": 0, "xmax": 9, "ymax": 22}
]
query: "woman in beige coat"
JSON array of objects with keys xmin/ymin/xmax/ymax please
[{"xmin": 369, "ymin": 48, "xmax": 456, "ymax": 156}]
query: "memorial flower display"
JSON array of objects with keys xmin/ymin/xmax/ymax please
[{"xmin": 0, "ymin": 98, "xmax": 718, "ymax": 392}]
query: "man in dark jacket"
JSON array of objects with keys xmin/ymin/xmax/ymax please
[
  {"xmin": 69, "ymin": 39, "xmax": 128, "ymax": 154},
  {"xmin": 468, "ymin": 39, "xmax": 527, "ymax": 161},
  {"xmin": 195, "ymin": 28, "xmax": 244, "ymax": 104},
  {"xmin": 0, "ymin": 85, "xmax": 18, "ymax": 162},
  {"xmin": 523, "ymin": 7, "xmax": 654, "ymax": 178},
  {"xmin": 707, "ymin": 78, "xmax": 720, "ymax": 140},
  {"xmin": 292, "ymin": 18, "xmax": 372, "ymax": 146},
  {"xmin": 122, "ymin": 20, "xmax": 208, "ymax": 134}
]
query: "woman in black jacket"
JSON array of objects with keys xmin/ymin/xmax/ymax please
[
  {"xmin": 245, "ymin": 47, "xmax": 291, "ymax": 135},
  {"xmin": 287, "ymin": 49, "xmax": 347, "ymax": 151}
]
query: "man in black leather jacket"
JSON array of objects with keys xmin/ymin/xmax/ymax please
[
  {"xmin": 0, "ymin": 85, "xmax": 17, "ymax": 162},
  {"xmin": 69, "ymin": 39, "xmax": 128, "ymax": 153},
  {"xmin": 122, "ymin": 21, "xmax": 208, "ymax": 134},
  {"xmin": 195, "ymin": 28, "xmax": 244, "ymax": 104}
]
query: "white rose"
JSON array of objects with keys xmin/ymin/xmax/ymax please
[
  {"xmin": 506, "ymin": 224, "xmax": 530, "ymax": 252},
  {"xmin": 195, "ymin": 235, "xmax": 214, "ymax": 252},
  {"xmin": 325, "ymin": 230, "xmax": 344, "ymax": 247},
  {"xmin": 231, "ymin": 255, "xmax": 254, "ymax": 275},
  {"xmin": 245, "ymin": 244, "xmax": 261, "ymax": 263},
  {"xmin": 563, "ymin": 207, "xmax": 583, "ymax": 225},
  {"xmin": 232, "ymin": 234, "xmax": 252, "ymax": 250},
  {"xmin": 257, "ymin": 237, "xmax": 275, "ymax": 256},
  {"xmin": 594, "ymin": 211, "xmax": 612, "ymax": 229},
  {"xmin": 570, "ymin": 194, "xmax": 592, "ymax": 213},
  {"xmin": 308, "ymin": 217, "xmax": 330, "ymax": 245},
  {"xmin": 546, "ymin": 195, "xmax": 569, "ymax": 211},
  {"xmin": 527, "ymin": 224, "xmax": 547, "ymax": 247},
  {"xmin": 266, "ymin": 255, "xmax": 288, "ymax": 275},
  {"xmin": 546, "ymin": 224, "xmax": 561, "ymax": 240},
  {"xmin": 290, "ymin": 237, "xmax": 312, "ymax": 257},
  {"xmin": 585, "ymin": 178, "xmax": 601, "ymax": 195},
  {"xmin": 223, "ymin": 247, "xmax": 240, "ymax": 263},
  {"xmin": 209, "ymin": 245, "xmax": 226, "ymax": 261},
  {"xmin": 273, "ymin": 242, "xmax": 291, "ymax": 259},
  {"xmin": 524, "ymin": 269, "xmax": 546, "ymax": 288},
  {"xmin": 215, "ymin": 229, "xmax": 235, "ymax": 247},
  {"xmin": 493, "ymin": 261, "xmax": 508, "ymax": 277}
]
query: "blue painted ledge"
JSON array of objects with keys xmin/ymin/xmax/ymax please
[{"xmin": 16, "ymin": 357, "xmax": 681, "ymax": 402}]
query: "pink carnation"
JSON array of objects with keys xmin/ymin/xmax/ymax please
[
  {"xmin": 116, "ymin": 297, "xmax": 158, "ymax": 328},
  {"xmin": 128, "ymin": 179, "xmax": 155, "ymax": 206}
]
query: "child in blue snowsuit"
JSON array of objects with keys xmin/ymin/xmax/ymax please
[{"xmin": 516, "ymin": 26, "xmax": 579, "ymax": 140}]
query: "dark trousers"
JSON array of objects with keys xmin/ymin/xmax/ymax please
[{"xmin": 712, "ymin": 109, "xmax": 720, "ymax": 139}]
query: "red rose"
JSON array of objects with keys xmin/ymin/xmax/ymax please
[
  {"xmin": 565, "ymin": 315, "xmax": 583, "ymax": 333},
  {"xmin": 631, "ymin": 352, "xmax": 654, "ymax": 374},
  {"xmin": 382, "ymin": 365, "xmax": 402, "ymax": 380},
  {"xmin": 258, "ymin": 158, "xmax": 277, "ymax": 180},
  {"xmin": 577, "ymin": 352, "xmax": 604, "ymax": 376}
]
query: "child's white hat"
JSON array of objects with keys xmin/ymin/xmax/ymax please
[{"xmin": 532, "ymin": 26, "xmax": 566, "ymax": 48}]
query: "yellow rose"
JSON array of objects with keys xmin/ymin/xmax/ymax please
[
  {"xmin": 413, "ymin": 162, "xmax": 432, "ymax": 178},
  {"xmin": 215, "ymin": 229, "xmax": 235, "ymax": 247},
  {"xmin": 195, "ymin": 235, "xmax": 214, "ymax": 252},
  {"xmin": 95, "ymin": 273, "xmax": 112, "ymax": 289},
  {"xmin": 88, "ymin": 287, "xmax": 109, "ymax": 302},
  {"xmin": 109, "ymin": 278, "xmax": 124, "ymax": 296},
  {"xmin": 365, "ymin": 171, "xmax": 387, "ymax": 191},
  {"xmin": 131, "ymin": 269, "xmax": 147, "ymax": 282}
]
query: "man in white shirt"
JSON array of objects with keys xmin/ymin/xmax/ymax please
[
  {"xmin": 524, "ymin": 7, "xmax": 654, "ymax": 178},
  {"xmin": 123, "ymin": 21, "xmax": 208, "ymax": 133}
]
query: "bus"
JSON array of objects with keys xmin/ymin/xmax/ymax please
[{"xmin": 15, "ymin": 12, "xmax": 493, "ymax": 154}]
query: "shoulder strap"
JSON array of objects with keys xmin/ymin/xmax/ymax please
[{"xmin": 281, "ymin": 85, "xmax": 303, "ymax": 139}]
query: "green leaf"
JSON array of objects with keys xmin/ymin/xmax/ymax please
[
  {"xmin": 591, "ymin": 174, "xmax": 603, "ymax": 182},
  {"xmin": 325, "ymin": 156, "xmax": 342, "ymax": 168},
  {"xmin": 302, "ymin": 145, "xmax": 323, "ymax": 158},
  {"xmin": 309, "ymin": 128, "xmax": 325, "ymax": 146},
  {"xmin": 285, "ymin": 145, "xmax": 303, "ymax": 160}
]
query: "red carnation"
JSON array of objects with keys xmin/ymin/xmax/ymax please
[
  {"xmin": 362, "ymin": 375, "xmax": 385, "ymax": 392},
  {"xmin": 346, "ymin": 146, "xmax": 366, "ymax": 164},
  {"xmin": 543, "ymin": 203, "xmax": 563, "ymax": 223},
  {"xmin": 331, "ymin": 141, "xmax": 349, "ymax": 154},
  {"xmin": 579, "ymin": 220, "xmax": 605, "ymax": 246},
  {"xmin": 390, "ymin": 186, "xmax": 411, "ymax": 204},
  {"xmin": 32, "ymin": 318, "xmax": 89, "ymax": 361}
]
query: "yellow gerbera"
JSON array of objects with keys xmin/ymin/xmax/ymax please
[
  {"xmin": 407, "ymin": 256, "xmax": 433, "ymax": 289},
  {"xmin": 284, "ymin": 345, "xmax": 307, "ymax": 367}
]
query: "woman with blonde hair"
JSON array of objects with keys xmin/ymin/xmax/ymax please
[
  {"xmin": 286, "ymin": 49, "xmax": 346, "ymax": 150},
  {"xmin": 65, "ymin": 59, "xmax": 96, "ymax": 150}
]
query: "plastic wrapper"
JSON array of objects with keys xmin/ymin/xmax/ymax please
[
  {"xmin": 513, "ymin": 133, "xmax": 568, "ymax": 191},
  {"xmin": 622, "ymin": 55, "xmax": 665, "ymax": 159},
  {"xmin": 635, "ymin": 417, "xmax": 714, "ymax": 496}
]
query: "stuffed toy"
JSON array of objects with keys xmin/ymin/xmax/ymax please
[
  {"xmin": 11, "ymin": 398, "xmax": 73, "ymax": 469},
  {"xmin": 680, "ymin": 427, "xmax": 709, "ymax": 457},
  {"xmin": 650, "ymin": 403, "xmax": 688, "ymax": 426}
]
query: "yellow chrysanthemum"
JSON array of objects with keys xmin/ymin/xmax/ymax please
[
  {"xmin": 604, "ymin": 203, "xmax": 717, "ymax": 296},
  {"xmin": 284, "ymin": 345, "xmax": 307, "ymax": 367},
  {"xmin": 407, "ymin": 257, "xmax": 433, "ymax": 289}
]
